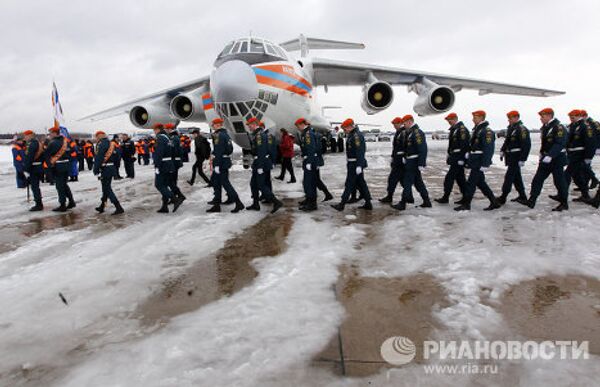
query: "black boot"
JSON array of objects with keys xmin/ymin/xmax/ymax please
[
  {"xmin": 590, "ymin": 192, "xmax": 600, "ymax": 209},
  {"xmin": 590, "ymin": 177, "xmax": 599, "ymax": 190},
  {"xmin": 406, "ymin": 197, "xmax": 415, "ymax": 204},
  {"xmin": 483, "ymin": 199, "xmax": 501, "ymax": 211},
  {"xmin": 157, "ymin": 198, "xmax": 169, "ymax": 213},
  {"xmin": 275, "ymin": 175, "xmax": 284, "ymax": 181},
  {"xmin": 187, "ymin": 179, "xmax": 194, "ymax": 186},
  {"xmin": 392, "ymin": 201, "xmax": 406, "ymax": 211},
  {"xmin": 112, "ymin": 202, "xmax": 124, "ymax": 215},
  {"xmin": 454, "ymin": 202, "xmax": 471, "ymax": 211},
  {"xmin": 322, "ymin": 191, "xmax": 333, "ymax": 202},
  {"xmin": 524, "ymin": 198, "xmax": 536, "ymax": 209},
  {"xmin": 231, "ymin": 200, "xmax": 245, "ymax": 213},
  {"xmin": 246, "ymin": 201, "xmax": 261, "ymax": 211},
  {"xmin": 497, "ymin": 195, "xmax": 507, "ymax": 205},
  {"xmin": 29, "ymin": 201, "xmax": 43, "ymax": 212},
  {"xmin": 66, "ymin": 200, "xmax": 76, "ymax": 209},
  {"xmin": 207, "ymin": 198, "xmax": 219, "ymax": 205},
  {"xmin": 206, "ymin": 204, "xmax": 221, "ymax": 213},
  {"xmin": 358, "ymin": 200, "xmax": 373, "ymax": 210},
  {"xmin": 434, "ymin": 195, "xmax": 449, "ymax": 204},
  {"xmin": 552, "ymin": 201, "xmax": 569, "ymax": 211},
  {"xmin": 298, "ymin": 199, "xmax": 307, "ymax": 207},
  {"xmin": 379, "ymin": 195, "xmax": 393, "ymax": 203},
  {"xmin": 172, "ymin": 195, "xmax": 185, "ymax": 212},
  {"xmin": 420, "ymin": 198, "xmax": 432, "ymax": 208},
  {"xmin": 271, "ymin": 198, "xmax": 283, "ymax": 214},
  {"xmin": 300, "ymin": 200, "xmax": 317, "ymax": 212},
  {"xmin": 288, "ymin": 177, "xmax": 297, "ymax": 183},
  {"xmin": 454, "ymin": 197, "xmax": 467, "ymax": 205},
  {"xmin": 511, "ymin": 195, "xmax": 527, "ymax": 202},
  {"xmin": 95, "ymin": 201, "xmax": 106, "ymax": 213},
  {"xmin": 330, "ymin": 202, "xmax": 345, "ymax": 211},
  {"xmin": 573, "ymin": 194, "xmax": 590, "ymax": 203},
  {"xmin": 52, "ymin": 204, "xmax": 68, "ymax": 212}
]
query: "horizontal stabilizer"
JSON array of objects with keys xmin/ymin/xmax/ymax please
[{"xmin": 280, "ymin": 34, "xmax": 365, "ymax": 57}]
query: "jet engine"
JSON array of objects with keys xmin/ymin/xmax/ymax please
[
  {"xmin": 360, "ymin": 74, "xmax": 394, "ymax": 115},
  {"xmin": 129, "ymin": 102, "xmax": 179, "ymax": 129},
  {"xmin": 170, "ymin": 88, "xmax": 207, "ymax": 121},
  {"xmin": 411, "ymin": 78, "xmax": 455, "ymax": 116}
]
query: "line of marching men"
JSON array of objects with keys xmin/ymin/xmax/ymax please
[
  {"xmin": 17, "ymin": 107, "xmax": 600, "ymax": 216},
  {"xmin": 195, "ymin": 108, "xmax": 600, "ymax": 215}
]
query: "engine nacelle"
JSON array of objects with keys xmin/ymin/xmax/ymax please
[
  {"xmin": 360, "ymin": 81, "xmax": 394, "ymax": 115},
  {"xmin": 411, "ymin": 79, "xmax": 455, "ymax": 116},
  {"xmin": 170, "ymin": 88, "xmax": 207, "ymax": 121},
  {"xmin": 129, "ymin": 103, "xmax": 179, "ymax": 129}
]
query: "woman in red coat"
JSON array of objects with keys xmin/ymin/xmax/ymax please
[{"xmin": 275, "ymin": 128, "xmax": 296, "ymax": 183}]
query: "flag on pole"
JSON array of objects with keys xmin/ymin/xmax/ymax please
[
  {"xmin": 51, "ymin": 81, "xmax": 64, "ymax": 129},
  {"xmin": 51, "ymin": 82, "xmax": 71, "ymax": 139}
]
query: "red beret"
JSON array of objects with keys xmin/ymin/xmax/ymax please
[
  {"xmin": 212, "ymin": 117, "xmax": 224, "ymax": 125},
  {"xmin": 391, "ymin": 117, "xmax": 403, "ymax": 124},
  {"xmin": 153, "ymin": 123, "xmax": 164, "ymax": 130},
  {"xmin": 506, "ymin": 110, "xmax": 520, "ymax": 118},
  {"xmin": 294, "ymin": 117, "xmax": 308, "ymax": 126},
  {"xmin": 164, "ymin": 123, "xmax": 175, "ymax": 129},
  {"xmin": 444, "ymin": 113, "xmax": 458, "ymax": 120},
  {"xmin": 95, "ymin": 130, "xmax": 106, "ymax": 137},
  {"xmin": 23, "ymin": 130, "xmax": 34, "ymax": 136},
  {"xmin": 402, "ymin": 114, "xmax": 414, "ymax": 123},
  {"xmin": 341, "ymin": 118, "xmax": 355, "ymax": 128},
  {"xmin": 538, "ymin": 108, "xmax": 554, "ymax": 116},
  {"xmin": 246, "ymin": 117, "xmax": 258, "ymax": 125},
  {"xmin": 48, "ymin": 127, "xmax": 60, "ymax": 134},
  {"xmin": 472, "ymin": 110, "xmax": 486, "ymax": 118},
  {"xmin": 568, "ymin": 109, "xmax": 582, "ymax": 117},
  {"xmin": 580, "ymin": 110, "xmax": 588, "ymax": 116}
]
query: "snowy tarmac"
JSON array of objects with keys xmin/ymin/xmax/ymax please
[{"xmin": 0, "ymin": 139, "xmax": 599, "ymax": 386}]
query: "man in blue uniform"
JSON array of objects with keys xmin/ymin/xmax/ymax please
[
  {"xmin": 246, "ymin": 117, "xmax": 283, "ymax": 213},
  {"xmin": 561, "ymin": 109, "xmax": 596, "ymax": 203},
  {"xmin": 12, "ymin": 139, "xmax": 27, "ymax": 188},
  {"xmin": 580, "ymin": 110, "xmax": 599, "ymax": 191},
  {"xmin": 331, "ymin": 118, "xmax": 372, "ymax": 211},
  {"xmin": 380, "ymin": 117, "xmax": 410, "ymax": 204},
  {"xmin": 165, "ymin": 123, "xmax": 186, "ymax": 207},
  {"xmin": 120, "ymin": 133, "xmax": 136, "ymax": 179},
  {"xmin": 22, "ymin": 130, "xmax": 44, "ymax": 211},
  {"xmin": 93, "ymin": 131, "xmax": 124, "ymax": 215},
  {"xmin": 206, "ymin": 118, "xmax": 244, "ymax": 213},
  {"xmin": 392, "ymin": 115, "xmax": 431, "ymax": 211},
  {"xmin": 497, "ymin": 110, "xmax": 531, "ymax": 205},
  {"xmin": 454, "ymin": 110, "xmax": 499, "ymax": 211},
  {"xmin": 45, "ymin": 127, "xmax": 75, "ymax": 212},
  {"xmin": 295, "ymin": 118, "xmax": 320, "ymax": 211},
  {"xmin": 520, "ymin": 108, "xmax": 569, "ymax": 211},
  {"xmin": 153, "ymin": 124, "xmax": 181, "ymax": 213},
  {"xmin": 435, "ymin": 113, "xmax": 470, "ymax": 204}
]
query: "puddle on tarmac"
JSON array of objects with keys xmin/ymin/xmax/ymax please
[
  {"xmin": 490, "ymin": 275, "xmax": 600, "ymax": 355},
  {"xmin": 136, "ymin": 211, "xmax": 294, "ymax": 327},
  {"xmin": 313, "ymin": 266, "xmax": 450, "ymax": 377}
]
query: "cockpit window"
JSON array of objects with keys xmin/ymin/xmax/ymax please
[
  {"xmin": 249, "ymin": 40, "xmax": 265, "ymax": 53},
  {"xmin": 231, "ymin": 41, "xmax": 241, "ymax": 54},
  {"xmin": 240, "ymin": 41, "xmax": 248, "ymax": 53},
  {"xmin": 219, "ymin": 42, "xmax": 234, "ymax": 57},
  {"xmin": 273, "ymin": 46, "xmax": 287, "ymax": 59},
  {"xmin": 265, "ymin": 44, "xmax": 276, "ymax": 56}
]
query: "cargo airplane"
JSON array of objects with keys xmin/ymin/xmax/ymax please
[{"xmin": 81, "ymin": 35, "xmax": 564, "ymax": 149}]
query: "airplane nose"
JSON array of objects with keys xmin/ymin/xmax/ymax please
[{"xmin": 211, "ymin": 60, "xmax": 258, "ymax": 103}]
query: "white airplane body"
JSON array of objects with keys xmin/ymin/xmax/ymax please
[{"xmin": 81, "ymin": 35, "xmax": 564, "ymax": 148}]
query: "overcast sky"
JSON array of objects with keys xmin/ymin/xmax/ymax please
[{"xmin": 1, "ymin": 0, "xmax": 599, "ymax": 134}]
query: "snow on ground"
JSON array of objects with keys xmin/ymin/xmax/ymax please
[{"xmin": 0, "ymin": 137, "xmax": 599, "ymax": 386}]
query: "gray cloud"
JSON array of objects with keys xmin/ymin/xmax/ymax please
[{"xmin": 0, "ymin": 0, "xmax": 598, "ymax": 134}]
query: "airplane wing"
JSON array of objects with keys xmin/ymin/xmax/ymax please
[
  {"xmin": 79, "ymin": 75, "xmax": 210, "ymax": 121},
  {"xmin": 310, "ymin": 58, "xmax": 564, "ymax": 97}
]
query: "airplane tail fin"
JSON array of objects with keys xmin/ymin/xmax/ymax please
[{"xmin": 280, "ymin": 34, "xmax": 365, "ymax": 57}]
